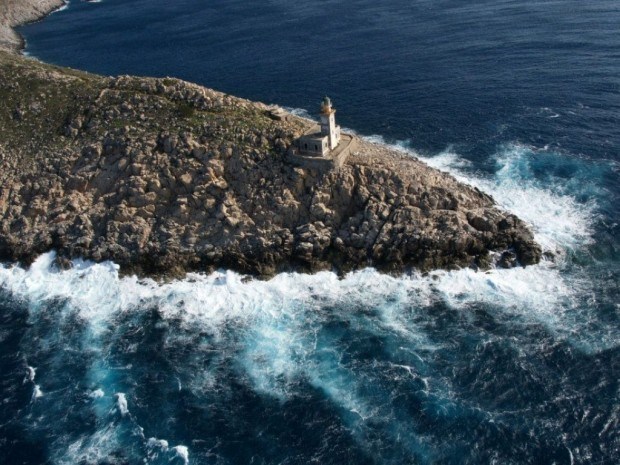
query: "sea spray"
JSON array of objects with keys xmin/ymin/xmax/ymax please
[{"xmin": 360, "ymin": 136, "xmax": 600, "ymax": 255}]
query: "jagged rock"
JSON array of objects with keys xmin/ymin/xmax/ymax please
[{"xmin": 498, "ymin": 250, "xmax": 518, "ymax": 268}]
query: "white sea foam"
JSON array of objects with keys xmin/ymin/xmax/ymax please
[
  {"xmin": 146, "ymin": 437, "xmax": 169, "ymax": 462},
  {"xmin": 283, "ymin": 106, "xmax": 313, "ymax": 120},
  {"xmin": 89, "ymin": 388, "xmax": 105, "ymax": 399},
  {"xmin": 115, "ymin": 392, "xmax": 128, "ymax": 416},
  {"xmin": 0, "ymin": 252, "xmax": 121, "ymax": 334},
  {"xmin": 147, "ymin": 437, "xmax": 169, "ymax": 450},
  {"xmin": 24, "ymin": 365, "xmax": 36, "ymax": 383},
  {"xmin": 32, "ymin": 384, "xmax": 43, "ymax": 399},
  {"xmin": 0, "ymin": 248, "xmax": 605, "ymax": 362},
  {"xmin": 61, "ymin": 423, "xmax": 125, "ymax": 465},
  {"xmin": 51, "ymin": 2, "xmax": 69, "ymax": 14},
  {"xmin": 173, "ymin": 445, "xmax": 190, "ymax": 465}
]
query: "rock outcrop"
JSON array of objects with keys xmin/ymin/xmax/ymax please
[{"xmin": 0, "ymin": 51, "xmax": 541, "ymax": 277}]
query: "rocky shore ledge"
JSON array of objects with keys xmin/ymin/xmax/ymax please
[{"xmin": 0, "ymin": 48, "xmax": 541, "ymax": 277}]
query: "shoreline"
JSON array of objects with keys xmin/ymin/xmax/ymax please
[
  {"xmin": 0, "ymin": 0, "xmax": 66, "ymax": 54},
  {"xmin": 0, "ymin": 3, "xmax": 542, "ymax": 279}
]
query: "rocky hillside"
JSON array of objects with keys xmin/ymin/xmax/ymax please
[{"xmin": 0, "ymin": 51, "xmax": 541, "ymax": 277}]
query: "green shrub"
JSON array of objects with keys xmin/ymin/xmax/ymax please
[{"xmin": 177, "ymin": 102, "xmax": 195, "ymax": 119}]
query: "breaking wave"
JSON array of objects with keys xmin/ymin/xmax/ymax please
[{"xmin": 362, "ymin": 136, "xmax": 603, "ymax": 256}]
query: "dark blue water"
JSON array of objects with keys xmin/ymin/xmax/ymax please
[{"xmin": 2, "ymin": 1, "xmax": 619, "ymax": 464}]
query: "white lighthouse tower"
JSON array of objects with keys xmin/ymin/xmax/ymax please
[
  {"xmin": 320, "ymin": 96, "xmax": 341, "ymax": 150},
  {"xmin": 297, "ymin": 96, "xmax": 342, "ymax": 157}
]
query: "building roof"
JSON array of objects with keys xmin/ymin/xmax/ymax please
[{"xmin": 299, "ymin": 132, "xmax": 328, "ymax": 143}]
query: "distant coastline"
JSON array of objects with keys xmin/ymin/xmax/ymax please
[{"xmin": 0, "ymin": 0, "xmax": 65, "ymax": 53}]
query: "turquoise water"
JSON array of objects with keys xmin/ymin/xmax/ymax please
[{"xmin": 1, "ymin": 1, "xmax": 618, "ymax": 463}]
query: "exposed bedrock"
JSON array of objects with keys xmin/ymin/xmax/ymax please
[{"xmin": 0, "ymin": 52, "xmax": 541, "ymax": 278}]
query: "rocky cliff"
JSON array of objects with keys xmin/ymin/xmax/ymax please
[{"xmin": 0, "ymin": 51, "xmax": 541, "ymax": 277}]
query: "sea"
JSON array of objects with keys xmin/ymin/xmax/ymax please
[{"xmin": 2, "ymin": 1, "xmax": 618, "ymax": 464}]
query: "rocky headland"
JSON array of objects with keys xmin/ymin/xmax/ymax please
[{"xmin": 0, "ymin": 2, "xmax": 541, "ymax": 278}]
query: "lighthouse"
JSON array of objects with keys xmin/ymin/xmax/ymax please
[
  {"xmin": 290, "ymin": 96, "xmax": 356, "ymax": 170},
  {"xmin": 297, "ymin": 97, "xmax": 342, "ymax": 157},
  {"xmin": 319, "ymin": 96, "xmax": 341, "ymax": 150}
]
